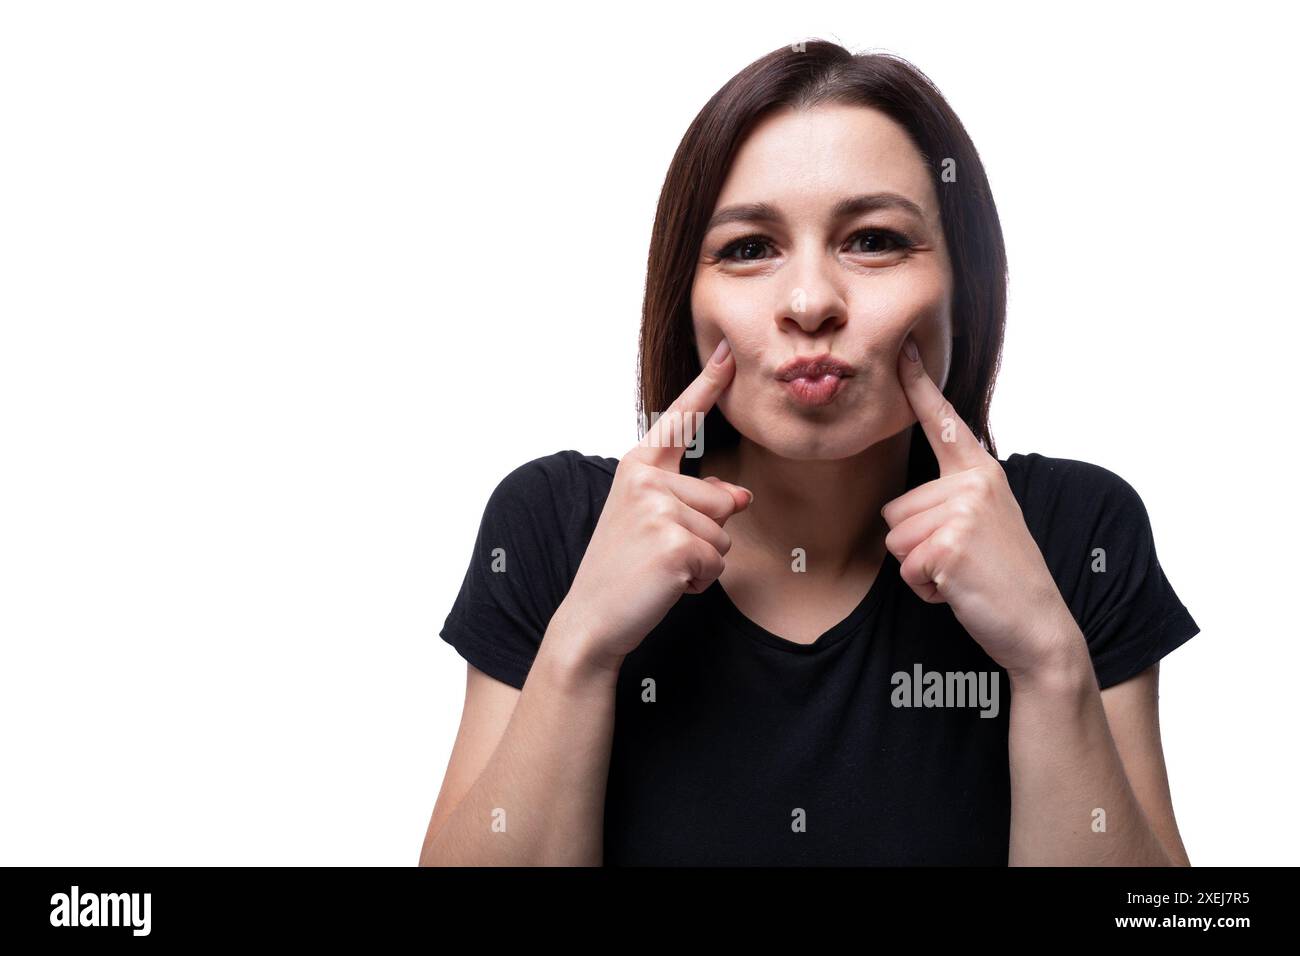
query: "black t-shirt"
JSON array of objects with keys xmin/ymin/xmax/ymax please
[{"xmin": 438, "ymin": 429, "xmax": 1202, "ymax": 865}]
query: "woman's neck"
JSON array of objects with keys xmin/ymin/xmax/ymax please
[{"xmin": 699, "ymin": 428, "xmax": 913, "ymax": 578}]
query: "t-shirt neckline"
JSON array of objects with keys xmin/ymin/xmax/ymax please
[
  {"xmin": 679, "ymin": 425, "xmax": 932, "ymax": 654},
  {"xmin": 700, "ymin": 549, "xmax": 897, "ymax": 654}
]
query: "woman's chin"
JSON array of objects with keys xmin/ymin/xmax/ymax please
[{"xmin": 732, "ymin": 420, "xmax": 902, "ymax": 461}]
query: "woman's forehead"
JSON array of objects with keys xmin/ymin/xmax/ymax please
[{"xmin": 714, "ymin": 104, "xmax": 939, "ymax": 220}]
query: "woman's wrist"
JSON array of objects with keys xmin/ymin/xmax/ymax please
[
  {"xmin": 539, "ymin": 601, "xmax": 627, "ymax": 690},
  {"xmin": 1007, "ymin": 604, "xmax": 1095, "ymax": 696}
]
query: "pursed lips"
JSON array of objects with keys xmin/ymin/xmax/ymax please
[{"xmin": 775, "ymin": 355, "xmax": 856, "ymax": 381}]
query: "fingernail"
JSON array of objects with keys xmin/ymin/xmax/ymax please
[
  {"xmin": 903, "ymin": 336, "xmax": 919, "ymax": 362},
  {"xmin": 709, "ymin": 338, "xmax": 731, "ymax": 365}
]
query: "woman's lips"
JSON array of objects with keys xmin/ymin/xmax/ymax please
[
  {"xmin": 782, "ymin": 373, "xmax": 846, "ymax": 406},
  {"xmin": 775, "ymin": 355, "xmax": 855, "ymax": 407}
]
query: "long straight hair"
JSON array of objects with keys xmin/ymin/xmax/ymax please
[{"xmin": 637, "ymin": 41, "xmax": 1008, "ymax": 477}]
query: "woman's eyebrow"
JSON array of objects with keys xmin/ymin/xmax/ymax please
[{"xmin": 705, "ymin": 192, "xmax": 926, "ymax": 232}]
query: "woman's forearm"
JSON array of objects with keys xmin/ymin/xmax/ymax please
[
  {"xmin": 1007, "ymin": 616, "xmax": 1175, "ymax": 866},
  {"xmin": 419, "ymin": 616, "xmax": 621, "ymax": 866}
]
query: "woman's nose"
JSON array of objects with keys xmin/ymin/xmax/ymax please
[{"xmin": 779, "ymin": 277, "xmax": 848, "ymax": 336}]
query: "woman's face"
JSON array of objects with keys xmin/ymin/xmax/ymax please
[{"xmin": 691, "ymin": 103, "xmax": 954, "ymax": 460}]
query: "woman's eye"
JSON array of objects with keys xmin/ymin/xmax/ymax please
[
  {"xmin": 715, "ymin": 229, "xmax": 911, "ymax": 263},
  {"xmin": 719, "ymin": 237, "xmax": 772, "ymax": 261},
  {"xmin": 848, "ymin": 230, "xmax": 907, "ymax": 255}
]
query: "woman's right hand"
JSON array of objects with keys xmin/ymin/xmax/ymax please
[{"xmin": 551, "ymin": 339, "xmax": 752, "ymax": 671}]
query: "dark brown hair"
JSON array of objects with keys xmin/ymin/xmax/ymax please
[{"xmin": 636, "ymin": 40, "xmax": 1008, "ymax": 473}]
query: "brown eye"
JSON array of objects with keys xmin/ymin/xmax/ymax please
[
  {"xmin": 848, "ymin": 229, "xmax": 912, "ymax": 255},
  {"xmin": 717, "ymin": 235, "xmax": 774, "ymax": 262}
]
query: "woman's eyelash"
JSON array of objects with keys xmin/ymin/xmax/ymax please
[{"xmin": 714, "ymin": 228, "xmax": 915, "ymax": 262}]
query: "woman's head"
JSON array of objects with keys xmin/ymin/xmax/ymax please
[{"xmin": 639, "ymin": 41, "xmax": 1007, "ymax": 468}]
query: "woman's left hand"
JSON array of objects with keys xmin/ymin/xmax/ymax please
[{"xmin": 880, "ymin": 335, "xmax": 1081, "ymax": 680}]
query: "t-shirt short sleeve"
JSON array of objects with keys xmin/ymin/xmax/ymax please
[
  {"xmin": 1007, "ymin": 454, "xmax": 1202, "ymax": 690},
  {"xmin": 438, "ymin": 451, "xmax": 607, "ymax": 689}
]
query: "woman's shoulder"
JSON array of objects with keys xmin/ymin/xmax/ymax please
[
  {"xmin": 479, "ymin": 449, "xmax": 621, "ymax": 537},
  {"xmin": 999, "ymin": 451, "xmax": 1200, "ymax": 689},
  {"xmin": 997, "ymin": 450, "xmax": 1162, "ymax": 553},
  {"xmin": 492, "ymin": 449, "xmax": 620, "ymax": 497},
  {"xmin": 999, "ymin": 450, "xmax": 1144, "ymax": 506},
  {"xmin": 441, "ymin": 450, "xmax": 619, "ymax": 688}
]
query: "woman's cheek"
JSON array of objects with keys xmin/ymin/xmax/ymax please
[
  {"xmin": 907, "ymin": 298, "xmax": 953, "ymax": 391},
  {"xmin": 691, "ymin": 288, "xmax": 766, "ymax": 381},
  {"xmin": 721, "ymin": 325, "xmax": 765, "ymax": 388},
  {"xmin": 693, "ymin": 314, "xmax": 763, "ymax": 427},
  {"xmin": 690, "ymin": 285, "xmax": 728, "ymax": 368},
  {"xmin": 857, "ymin": 274, "xmax": 952, "ymax": 386}
]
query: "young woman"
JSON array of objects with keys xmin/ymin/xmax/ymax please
[{"xmin": 419, "ymin": 41, "xmax": 1201, "ymax": 866}]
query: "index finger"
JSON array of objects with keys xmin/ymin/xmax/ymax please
[
  {"xmin": 897, "ymin": 334, "xmax": 986, "ymax": 475},
  {"xmin": 634, "ymin": 337, "xmax": 735, "ymax": 471}
]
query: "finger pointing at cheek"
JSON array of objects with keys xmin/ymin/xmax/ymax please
[{"xmin": 897, "ymin": 333, "xmax": 987, "ymax": 476}]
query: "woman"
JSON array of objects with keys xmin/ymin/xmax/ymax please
[{"xmin": 419, "ymin": 41, "xmax": 1201, "ymax": 866}]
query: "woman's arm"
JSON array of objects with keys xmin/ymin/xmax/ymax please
[
  {"xmin": 1096, "ymin": 662, "xmax": 1191, "ymax": 863},
  {"xmin": 418, "ymin": 612, "xmax": 620, "ymax": 867},
  {"xmin": 1007, "ymin": 610, "xmax": 1189, "ymax": 865}
]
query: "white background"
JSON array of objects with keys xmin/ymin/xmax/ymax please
[{"xmin": 2, "ymin": 1, "xmax": 1296, "ymax": 865}]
